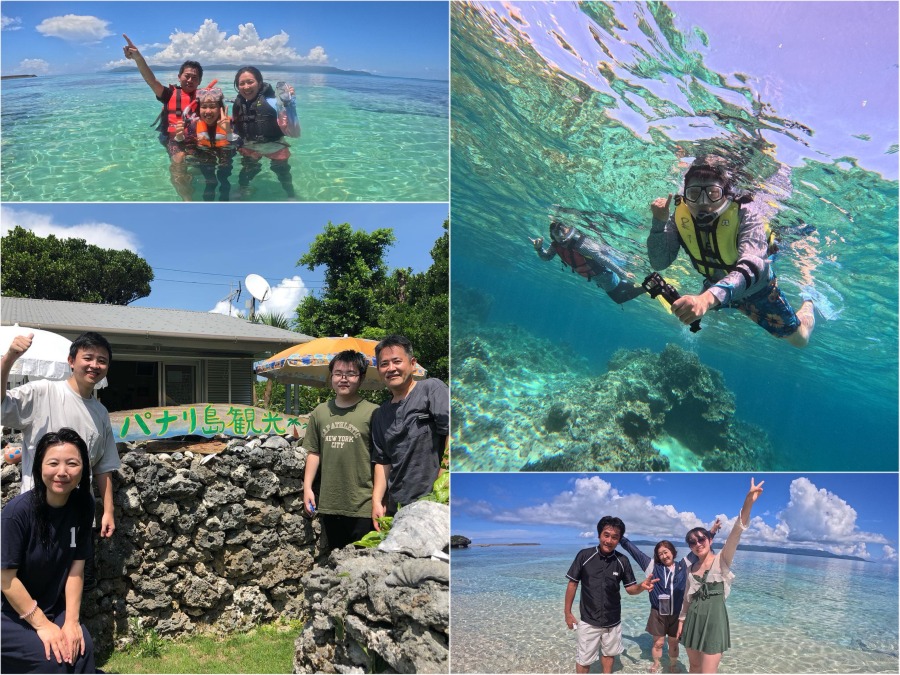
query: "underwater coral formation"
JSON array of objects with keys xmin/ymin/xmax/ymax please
[{"xmin": 451, "ymin": 326, "xmax": 774, "ymax": 472}]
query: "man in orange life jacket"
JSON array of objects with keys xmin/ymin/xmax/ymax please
[
  {"xmin": 531, "ymin": 222, "xmax": 646, "ymax": 304},
  {"xmin": 122, "ymin": 33, "xmax": 202, "ymax": 200}
]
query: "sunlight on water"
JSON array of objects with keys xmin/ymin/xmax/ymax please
[
  {"xmin": 450, "ymin": 1, "xmax": 898, "ymax": 472},
  {"xmin": 1, "ymin": 71, "xmax": 448, "ymax": 202},
  {"xmin": 451, "ymin": 545, "xmax": 899, "ymax": 673}
]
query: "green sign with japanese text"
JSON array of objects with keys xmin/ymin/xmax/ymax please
[{"xmin": 110, "ymin": 404, "xmax": 308, "ymax": 442}]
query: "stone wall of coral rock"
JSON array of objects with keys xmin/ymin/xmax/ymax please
[{"xmin": 0, "ymin": 434, "xmax": 322, "ymax": 658}]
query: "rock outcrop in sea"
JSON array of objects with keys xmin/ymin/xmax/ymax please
[{"xmin": 452, "ymin": 325, "xmax": 774, "ymax": 471}]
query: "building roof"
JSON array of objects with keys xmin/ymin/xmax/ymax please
[{"xmin": 1, "ymin": 297, "xmax": 313, "ymax": 357}]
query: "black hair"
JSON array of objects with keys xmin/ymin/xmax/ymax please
[
  {"xmin": 684, "ymin": 155, "xmax": 734, "ymax": 195},
  {"xmin": 685, "ymin": 527, "xmax": 713, "ymax": 546},
  {"xmin": 654, "ymin": 540, "xmax": 678, "ymax": 564},
  {"xmin": 69, "ymin": 332, "xmax": 112, "ymax": 362},
  {"xmin": 375, "ymin": 334, "xmax": 414, "ymax": 361},
  {"xmin": 596, "ymin": 515, "xmax": 625, "ymax": 538},
  {"xmin": 234, "ymin": 66, "xmax": 265, "ymax": 96},
  {"xmin": 30, "ymin": 429, "xmax": 94, "ymax": 551},
  {"xmin": 179, "ymin": 60, "xmax": 204, "ymax": 80},
  {"xmin": 328, "ymin": 350, "xmax": 369, "ymax": 377}
]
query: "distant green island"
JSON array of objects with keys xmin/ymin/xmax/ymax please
[
  {"xmin": 1, "ymin": 74, "xmax": 37, "ymax": 80},
  {"xmin": 630, "ymin": 539, "xmax": 868, "ymax": 563},
  {"xmin": 107, "ymin": 64, "xmax": 375, "ymax": 77}
]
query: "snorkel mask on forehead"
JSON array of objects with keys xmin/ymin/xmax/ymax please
[{"xmin": 195, "ymin": 87, "xmax": 224, "ymax": 106}]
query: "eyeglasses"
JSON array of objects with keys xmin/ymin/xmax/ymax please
[
  {"xmin": 683, "ymin": 185, "xmax": 724, "ymax": 203},
  {"xmin": 332, "ymin": 371, "xmax": 360, "ymax": 380},
  {"xmin": 687, "ymin": 535, "xmax": 708, "ymax": 546}
]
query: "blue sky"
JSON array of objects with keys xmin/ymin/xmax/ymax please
[
  {"xmin": 1, "ymin": 1, "xmax": 449, "ymax": 80},
  {"xmin": 0, "ymin": 203, "xmax": 448, "ymax": 320},
  {"xmin": 672, "ymin": 1, "xmax": 898, "ymax": 180},
  {"xmin": 452, "ymin": 472, "xmax": 899, "ymax": 562}
]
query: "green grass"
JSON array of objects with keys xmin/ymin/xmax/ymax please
[{"xmin": 100, "ymin": 619, "xmax": 303, "ymax": 674}]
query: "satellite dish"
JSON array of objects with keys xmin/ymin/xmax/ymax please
[{"xmin": 244, "ymin": 274, "xmax": 271, "ymax": 302}]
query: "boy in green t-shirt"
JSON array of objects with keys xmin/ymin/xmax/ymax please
[{"xmin": 302, "ymin": 350, "xmax": 380, "ymax": 550}]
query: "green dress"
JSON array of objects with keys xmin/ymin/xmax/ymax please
[{"xmin": 680, "ymin": 569, "xmax": 731, "ymax": 654}]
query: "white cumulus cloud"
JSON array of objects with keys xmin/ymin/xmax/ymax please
[
  {"xmin": 779, "ymin": 477, "xmax": 861, "ymax": 542},
  {"xmin": 1, "ymin": 207, "xmax": 141, "ymax": 253},
  {"xmin": 209, "ymin": 299, "xmax": 242, "ymax": 317},
  {"xmin": 36, "ymin": 14, "xmax": 113, "ymax": 42},
  {"xmin": 2, "ymin": 15, "xmax": 22, "ymax": 30},
  {"xmin": 493, "ymin": 476, "xmax": 713, "ymax": 537},
  {"xmin": 466, "ymin": 476, "xmax": 894, "ymax": 559},
  {"xmin": 18, "ymin": 59, "xmax": 50, "ymax": 75},
  {"xmin": 106, "ymin": 19, "xmax": 327, "ymax": 69},
  {"xmin": 259, "ymin": 276, "xmax": 307, "ymax": 318}
]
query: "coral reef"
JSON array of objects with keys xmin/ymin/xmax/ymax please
[
  {"xmin": 294, "ymin": 502, "xmax": 449, "ymax": 674},
  {"xmin": 452, "ymin": 326, "xmax": 774, "ymax": 471}
]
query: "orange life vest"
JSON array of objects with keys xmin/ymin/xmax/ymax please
[
  {"xmin": 162, "ymin": 87, "xmax": 196, "ymax": 134},
  {"xmin": 196, "ymin": 119, "xmax": 230, "ymax": 148}
]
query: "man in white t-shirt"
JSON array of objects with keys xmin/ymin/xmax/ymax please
[{"xmin": 1, "ymin": 332, "xmax": 120, "ymax": 540}]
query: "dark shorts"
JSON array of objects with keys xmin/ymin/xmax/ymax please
[
  {"xmin": 728, "ymin": 276, "xmax": 801, "ymax": 338},
  {"xmin": 320, "ymin": 514, "xmax": 372, "ymax": 550},
  {"xmin": 157, "ymin": 131, "xmax": 193, "ymax": 159},
  {"xmin": 646, "ymin": 607, "xmax": 679, "ymax": 638}
]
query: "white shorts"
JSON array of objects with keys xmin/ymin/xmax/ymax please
[{"xmin": 576, "ymin": 620, "xmax": 623, "ymax": 666}]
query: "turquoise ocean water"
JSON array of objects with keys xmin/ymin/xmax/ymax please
[
  {"xmin": 451, "ymin": 542, "xmax": 899, "ymax": 673},
  {"xmin": 1, "ymin": 70, "xmax": 448, "ymax": 201},
  {"xmin": 450, "ymin": 2, "xmax": 898, "ymax": 472}
]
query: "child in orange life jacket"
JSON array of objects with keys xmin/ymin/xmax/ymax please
[
  {"xmin": 175, "ymin": 88, "xmax": 241, "ymax": 201},
  {"xmin": 531, "ymin": 221, "xmax": 646, "ymax": 304}
]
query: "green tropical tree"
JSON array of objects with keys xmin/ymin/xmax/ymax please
[
  {"xmin": 377, "ymin": 220, "xmax": 449, "ymax": 382},
  {"xmin": 295, "ymin": 222, "xmax": 395, "ymax": 337},
  {"xmin": 1, "ymin": 226, "xmax": 153, "ymax": 305}
]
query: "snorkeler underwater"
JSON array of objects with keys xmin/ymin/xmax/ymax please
[{"xmin": 449, "ymin": 1, "xmax": 899, "ymax": 473}]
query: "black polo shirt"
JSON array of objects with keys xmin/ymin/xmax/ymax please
[{"xmin": 566, "ymin": 546, "xmax": 637, "ymax": 628}]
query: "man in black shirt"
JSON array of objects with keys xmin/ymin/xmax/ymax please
[{"xmin": 565, "ymin": 516, "xmax": 657, "ymax": 673}]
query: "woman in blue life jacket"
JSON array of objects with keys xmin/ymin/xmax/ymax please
[
  {"xmin": 531, "ymin": 221, "xmax": 646, "ymax": 304},
  {"xmin": 619, "ymin": 519, "xmax": 721, "ymax": 673},
  {"xmin": 232, "ymin": 66, "xmax": 302, "ymax": 200}
]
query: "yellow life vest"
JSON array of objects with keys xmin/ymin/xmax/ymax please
[{"xmin": 673, "ymin": 201, "xmax": 744, "ymax": 279}]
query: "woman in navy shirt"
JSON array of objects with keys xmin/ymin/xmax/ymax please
[
  {"xmin": 620, "ymin": 519, "xmax": 720, "ymax": 673},
  {"xmin": 1, "ymin": 428, "xmax": 96, "ymax": 673}
]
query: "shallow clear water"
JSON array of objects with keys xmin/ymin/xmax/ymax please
[
  {"xmin": 450, "ymin": 2, "xmax": 898, "ymax": 471},
  {"xmin": 451, "ymin": 543, "xmax": 899, "ymax": 673},
  {"xmin": 1, "ymin": 70, "xmax": 448, "ymax": 201}
]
